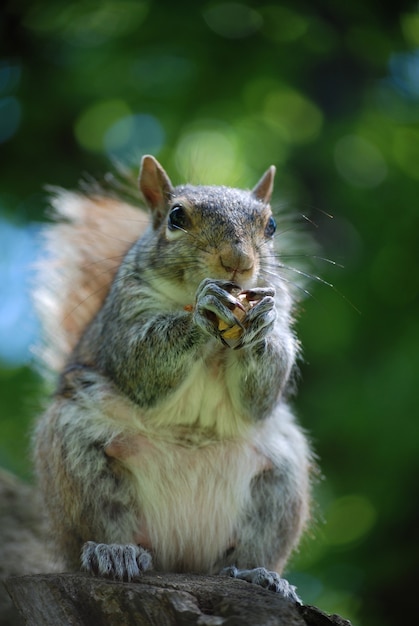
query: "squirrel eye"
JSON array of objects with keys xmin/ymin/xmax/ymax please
[
  {"xmin": 264, "ymin": 216, "xmax": 276, "ymax": 238},
  {"xmin": 168, "ymin": 204, "xmax": 189, "ymax": 231}
]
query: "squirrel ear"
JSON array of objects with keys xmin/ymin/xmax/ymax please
[
  {"xmin": 252, "ymin": 165, "xmax": 276, "ymax": 203},
  {"xmin": 139, "ymin": 155, "xmax": 174, "ymax": 227}
]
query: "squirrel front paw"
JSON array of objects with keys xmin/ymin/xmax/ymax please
[
  {"xmin": 81, "ymin": 541, "xmax": 152, "ymax": 581},
  {"xmin": 193, "ymin": 279, "xmax": 245, "ymax": 345},
  {"xmin": 235, "ymin": 287, "xmax": 276, "ymax": 349},
  {"xmin": 194, "ymin": 279, "xmax": 276, "ymax": 349}
]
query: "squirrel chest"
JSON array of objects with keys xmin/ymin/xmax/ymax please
[{"xmin": 100, "ymin": 349, "xmax": 272, "ymax": 572}]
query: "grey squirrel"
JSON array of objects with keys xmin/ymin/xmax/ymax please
[{"xmin": 33, "ymin": 155, "xmax": 313, "ymax": 602}]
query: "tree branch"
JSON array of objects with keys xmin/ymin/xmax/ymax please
[{"xmin": 5, "ymin": 572, "xmax": 351, "ymax": 626}]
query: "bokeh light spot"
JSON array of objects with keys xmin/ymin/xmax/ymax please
[
  {"xmin": 0, "ymin": 218, "xmax": 40, "ymax": 365},
  {"xmin": 264, "ymin": 88, "xmax": 323, "ymax": 144},
  {"xmin": 74, "ymin": 99, "xmax": 132, "ymax": 152},
  {"xmin": 388, "ymin": 50, "xmax": 419, "ymax": 99},
  {"xmin": 175, "ymin": 125, "xmax": 244, "ymax": 184},
  {"xmin": 325, "ymin": 495, "xmax": 376, "ymax": 547},
  {"xmin": 393, "ymin": 127, "xmax": 419, "ymax": 180},
  {"xmin": 104, "ymin": 113, "xmax": 164, "ymax": 161},
  {"xmin": 334, "ymin": 135, "xmax": 387, "ymax": 188},
  {"xmin": 0, "ymin": 97, "xmax": 21, "ymax": 143},
  {"xmin": 400, "ymin": 12, "xmax": 419, "ymax": 47},
  {"xmin": 234, "ymin": 116, "xmax": 289, "ymax": 168},
  {"xmin": 262, "ymin": 6, "xmax": 308, "ymax": 43},
  {"xmin": 0, "ymin": 62, "xmax": 21, "ymax": 93},
  {"xmin": 203, "ymin": 3, "xmax": 262, "ymax": 39},
  {"xmin": 25, "ymin": 1, "xmax": 149, "ymax": 46}
]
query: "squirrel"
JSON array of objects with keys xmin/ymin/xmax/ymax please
[{"xmin": 33, "ymin": 155, "xmax": 313, "ymax": 602}]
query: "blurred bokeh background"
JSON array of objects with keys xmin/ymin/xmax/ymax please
[{"xmin": 1, "ymin": 2, "xmax": 418, "ymax": 624}]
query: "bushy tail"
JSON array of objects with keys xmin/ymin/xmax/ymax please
[{"xmin": 33, "ymin": 190, "xmax": 149, "ymax": 373}]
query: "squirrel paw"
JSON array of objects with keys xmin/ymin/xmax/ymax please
[
  {"xmin": 235, "ymin": 289, "xmax": 276, "ymax": 349},
  {"xmin": 81, "ymin": 541, "xmax": 152, "ymax": 582},
  {"xmin": 194, "ymin": 279, "xmax": 244, "ymax": 342},
  {"xmin": 221, "ymin": 566, "xmax": 301, "ymax": 603}
]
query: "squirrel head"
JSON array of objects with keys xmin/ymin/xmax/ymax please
[{"xmin": 138, "ymin": 155, "xmax": 278, "ymax": 292}]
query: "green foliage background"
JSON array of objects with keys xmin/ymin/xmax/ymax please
[{"xmin": 1, "ymin": 2, "xmax": 418, "ymax": 624}]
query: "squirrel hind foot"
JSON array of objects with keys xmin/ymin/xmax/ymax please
[
  {"xmin": 81, "ymin": 541, "xmax": 153, "ymax": 582},
  {"xmin": 221, "ymin": 566, "xmax": 301, "ymax": 603}
]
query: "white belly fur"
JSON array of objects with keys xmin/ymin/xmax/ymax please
[
  {"xmin": 101, "ymin": 354, "xmax": 270, "ymax": 572},
  {"xmin": 123, "ymin": 435, "xmax": 266, "ymax": 572}
]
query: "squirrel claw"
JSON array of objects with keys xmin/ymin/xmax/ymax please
[{"xmin": 81, "ymin": 541, "xmax": 152, "ymax": 582}]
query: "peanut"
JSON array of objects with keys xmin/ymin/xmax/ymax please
[{"xmin": 218, "ymin": 294, "xmax": 252, "ymax": 341}]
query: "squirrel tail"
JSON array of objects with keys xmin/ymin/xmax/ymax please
[{"xmin": 33, "ymin": 189, "xmax": 149, "ymax": 374}]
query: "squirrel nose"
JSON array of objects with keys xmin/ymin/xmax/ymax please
[{"xmin": 219, "ymin": 245, "xmax": 254, "ymax": 276}]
